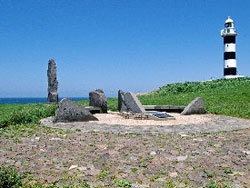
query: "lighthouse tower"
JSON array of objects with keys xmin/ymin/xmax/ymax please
[{"xmin": 221, "ymin": 16, "xmax": 238, "ymax": 78}]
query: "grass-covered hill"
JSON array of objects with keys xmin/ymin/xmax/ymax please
[{"xmin": 139, "ymin": 77, "xmax": 250, "ymax": 119}]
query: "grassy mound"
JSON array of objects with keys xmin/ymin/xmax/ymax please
[
  {"xmin": 139, "ymin": 77, "xmax": 250, "ymax": 119},
  {"xmin": 0, "ymin": 104, "xmax": 57, "ymax": 128}
]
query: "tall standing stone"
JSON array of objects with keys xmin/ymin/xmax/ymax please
[{"xmin": 47, "ymin": 59, "xmax": 58, "ymax": 103}]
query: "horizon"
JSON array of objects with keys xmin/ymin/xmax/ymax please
[
  {"xmin": 0, "ymin": 76, "xmax": 249, "ymax": 98},
  {"xmin": 0, "ymin": 0, "xmax": 249, "ymax": 98}
]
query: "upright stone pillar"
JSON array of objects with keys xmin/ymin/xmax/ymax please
[{"xmin": 47, "ymin": 59, "xmax": 58, "ymax": 103}]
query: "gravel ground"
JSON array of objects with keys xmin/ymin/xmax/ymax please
[
  {"xmin": 1, "ymin": 114, "xmax": 250, "ymax": 187},
  {"xmin": 40, "ymin": 113, "xmax": 250, "ymax": 134}
]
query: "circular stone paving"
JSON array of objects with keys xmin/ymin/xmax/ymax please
[{"xmin": 40, "ymin": 113, "xmax": 250, "ymax": 135}]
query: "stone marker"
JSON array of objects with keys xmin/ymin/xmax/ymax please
[
  {"xmin": 54, "ymin": 98, "xmax": 98, "ymax": 122},
  {"xmin": 181, "ymin": 97, "xmax": 205, "ymax": 115},
  {"xmin": 89, "ymin": 89, "xmax": 107, "ymax": 113},
  {"xmin": 118, "ymin": 90, "xmax": 145, "ymax": 113},
  {"xmin": 47, "ymin": 59, "xmax": 58, "ymax": 103}
]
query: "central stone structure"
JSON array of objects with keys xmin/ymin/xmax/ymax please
[{"xmin": 47, "ymin": 59, "xmax": 58, "ymax": 103}]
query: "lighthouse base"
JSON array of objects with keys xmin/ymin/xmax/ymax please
[{"xmin": 224, "ymin": 75, "xmax": 245, "ymax": 79}]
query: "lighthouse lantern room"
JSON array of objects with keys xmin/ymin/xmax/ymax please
[{"xmin": 221, "ymin": 16, "xmax": 239, "ymax": 79}]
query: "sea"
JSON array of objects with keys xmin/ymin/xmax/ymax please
[{"xmin": 0, "ymin": 97, "xmax": 88, "ymax": 104}]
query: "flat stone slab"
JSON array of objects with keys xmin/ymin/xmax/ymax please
[
  {"xmin": 143, "ymin": 105, "xmax": 185, "ymax": 113},
  {"xmin": 40, "ymin": 114, "xmax": 250, "ymax": 135},
  {"xmin": 121, "ymin": 111, "xmax": 175, "ymax": 121}
]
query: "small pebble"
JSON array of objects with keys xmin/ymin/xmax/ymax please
[
  {"xmin": 177, "ymin": 155, "xmax": 188, "ymax": 161},
  {"xmin": 193, "ymin": 138, "xmax": 203, "ymax": 141},
  {"xmin": 49, "ymin": 137, "xmax": 62, "ymax": 141},
  {"xmin": 169, "ymin": 172, "xmax": 178, "ymax": 178},
  {"xmin": 243, "ymin": 151, "xmax": 250, "ymax": 155},
  {"xmin": 69, "ymin": 165, "xmax": 78, "ymax": 170},
  {"xmin": 78, "ymin": 166, "xmax": 87, "ymax": 171},
  {"xmin": 150, "ymin": 151, "xmax": 157, "ymax": 156},
  {"xmin": 180, "ymin": 134, "xmax": 188, "ymax": 137}
]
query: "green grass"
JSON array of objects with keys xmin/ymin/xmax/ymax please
[
  {"xmin": 139, "ymin": 77, "xmax": 250, "ymax": 119},
  {"xmin": 0, "ymin": 165, "xmax": 91, "ymax": 188},
  {"xmin": 117, "ymin": 179, "xmax": 132, "ymax": 188},
  {"xmin": 0, "ymin": 103, "xmax": 57, "ymax": 128},
  {"xmin": 0, "ymin": 99, "xmax": 117, "ymax": 130},
  {"xmin": 0, "ymin": 166, "xmax": 22, "ymax": 188}
]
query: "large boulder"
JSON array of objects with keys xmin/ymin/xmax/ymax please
[
  {"xmin": 118, "ymin": 90, "xmax": 145, "ymax": 113},
  {"xmin": 54, "ymin": 98, "xmax": 98, "ymax": 122},
  {"xmin": 181, "ymin": 97, "xmax": 206, "ymax": 115},
  {"xmin": 89, "ymin": 89, "xmax": 107, "ymax": 113},
  {"xmin": 47, "ymin": 59, "xmax": 58, "ymax": 103}
]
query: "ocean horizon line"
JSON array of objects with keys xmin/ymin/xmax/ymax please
[
  {"xmin": 0, "ymin": 97, "xmax": 88, "ymax": 105},
  {"xmin": 0, "ymin": 97, "xmax": 88, "ymax": 99}
]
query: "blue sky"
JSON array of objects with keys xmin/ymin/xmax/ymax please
[{"xmin": 0, "ymin": 0, "xmax": 249, "ymax": 97}]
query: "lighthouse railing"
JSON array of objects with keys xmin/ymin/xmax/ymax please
[{"xmin": 221, "ymin": 28, "xmax": 237, "ymax": 36}]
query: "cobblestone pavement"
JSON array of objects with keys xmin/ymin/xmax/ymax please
[
  {"xmin": 40, "ymin": 114, "xmax": 250, "ymax": 134},
  {"xmin": 0, "ymin": 126, "xmax": 250, "ymax": 187}
]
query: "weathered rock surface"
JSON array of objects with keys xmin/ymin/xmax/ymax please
[
  {"xmin": 118, "ymin": 90, "xmax": 145, "ymax": 113},
  {"xmin": 118, "ymin": 90, "xmax": 125, "ymax": 112},
  {"xmin": 181, "ymin": 97, "xmax": 205, "ymax": 115},
  {"xmin": 54, "ymin": 98, "xmax": 98, "ymax": 122},
  {"xmin": 47, "ymin": 59, "xmax": 58, "ymax": 103},
  {"xmin": 89, "ymin": 89, "xmax": 107, "ymax": 113}
]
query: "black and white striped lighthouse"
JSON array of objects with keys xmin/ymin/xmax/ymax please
[{"xmin": 221, "ymin": 16, "xmax": 238, "ymax": 78}]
